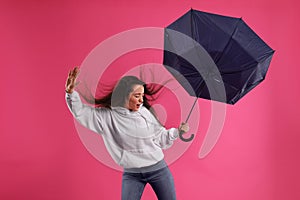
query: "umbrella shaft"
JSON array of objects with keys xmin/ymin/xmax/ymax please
[{"xmin": 185, "ymin": 97, "xmax": 198, "ymax": 123}]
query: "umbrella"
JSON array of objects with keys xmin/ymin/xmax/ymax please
[{"xmin": 163, "ymin": 9, "xmax": 275, "ymax": 142}]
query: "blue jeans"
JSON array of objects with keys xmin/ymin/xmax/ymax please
[{"xmin": 121, "ymin": 161, "xmax": 176, "ymax": 200}]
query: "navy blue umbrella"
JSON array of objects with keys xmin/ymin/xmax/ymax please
[{"xmin": 163, "ymin": 9, "xmax": 274, "ymax": 141}]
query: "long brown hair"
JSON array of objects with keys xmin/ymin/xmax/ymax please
[{"xmin": 79, "ymin": 76, "xmax": 165, "ymax": 113}]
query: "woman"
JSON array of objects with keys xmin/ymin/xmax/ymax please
[{"xmin": 65, "ymin": 67, "xmax": 189, "ymax": 200}]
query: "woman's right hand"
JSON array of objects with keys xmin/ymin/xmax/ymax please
[{"xmin": 65, "ymin": 66, "xmax": 80, "ymax": 94}]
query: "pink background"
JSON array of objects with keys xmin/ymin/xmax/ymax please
[{"xmin": 1, "ymin": 0, "xmax": 299, "ymax": 199}]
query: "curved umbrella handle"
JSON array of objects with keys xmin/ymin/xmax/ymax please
[
  {"xmin": 179, "ymin": 130, "xmax": 194, "ymax": 142},
  {"xmin": 179, "ymin": 97, "xmax": 197, "ymax": 142}
]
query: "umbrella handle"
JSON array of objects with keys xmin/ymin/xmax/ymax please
[
  {"xmin": 179, "ymin": 130, "xmax": 194, "ymax": 142},
  {"xmin": 178, "ymin": 97, "xmax": 197, "ymax": 142}
]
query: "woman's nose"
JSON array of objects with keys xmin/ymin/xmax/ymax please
[{"xmin": 139, "ymin": 97, "xmax": 143, "ymax": 103}]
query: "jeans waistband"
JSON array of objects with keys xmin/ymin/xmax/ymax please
[{"xmin": 123, "ymin": 159, "xmax": 167, "ymax": 173}]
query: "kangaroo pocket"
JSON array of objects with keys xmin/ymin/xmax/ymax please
[{"xmin": 119, "ymin": 149, "xmax": 164, "ymax": 168}]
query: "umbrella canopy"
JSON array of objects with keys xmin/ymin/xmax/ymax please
[
  {"xmin": 163, "ymin": 9, "xmax": 275, "ymax": 105},
  {"xmin": 163, "ymin": 9, "xmax": 274, "ymax": 142}
]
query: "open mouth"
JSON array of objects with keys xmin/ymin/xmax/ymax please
[{"xmin": 136, "ymin": 104, "xmax": 143, "ymax": 109}]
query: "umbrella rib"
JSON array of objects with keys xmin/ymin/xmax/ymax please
[
  {"xmin": 194, "ymin": 12, "xmax": 258, "ymax": 74},
  {"xmin": 220, "ymin": 67, "xmax": 256, "ymax": 75},
  {"xmin": 181, "ymin": 72, "xmax": 199, "ymax": 77},
  {"xmin": 215, "ymin": 18, "xmax": 243, "ymax": 65},
  {"xmin": 198, "ymin": 13, "xmax": 273, "ymax": 76}
]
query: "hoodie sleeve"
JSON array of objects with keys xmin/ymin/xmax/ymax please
[
  {"xmin": 153, "ymin": 127, "xmax": 179, "ymax": 149},
  {"xmin": 66, "ymin": 91, "xmax": 104, "ymax": 134},
  {"xmin": 140, "ymin": 107, "xmax": 179, "ymax": 149}
]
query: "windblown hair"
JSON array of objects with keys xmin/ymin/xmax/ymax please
[{"xmin": 79, "ymin": 76, "xmax": 165, "ymax": 113}]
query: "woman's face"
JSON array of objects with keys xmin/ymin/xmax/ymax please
[{"xmin": 126, "ymin": 84, "xmax": 144, "ymax": 111}]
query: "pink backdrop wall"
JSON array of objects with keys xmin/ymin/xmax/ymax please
[{"xmin": 1, "ymin": 0, "xmax": 299, "ymax": 199}]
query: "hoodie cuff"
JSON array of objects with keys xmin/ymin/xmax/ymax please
[{"xmin": 169, "ymin": 128, "xmax": 179, "ymax": 140}]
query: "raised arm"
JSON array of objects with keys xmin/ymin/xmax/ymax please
[{"xmin": 65, "ymin": 67, "xmax": 104, "ymax": 134}]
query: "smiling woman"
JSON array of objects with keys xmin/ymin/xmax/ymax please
[{"xmin": 65, "ymin": 67, "xmax": 189, "ymax": 200}]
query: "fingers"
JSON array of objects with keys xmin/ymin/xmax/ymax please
[
  {"xmin": 67, "ymin": 67, "xmax": 80, "ymax": 83},
  {"xmin": 179, "ymin": 122, "xmax": 190, "ymax": 133},
  {"xmin": 73, "ymin": 66, "xmax": 80, "ymax": 77},
  {"xmin": 66, "ymin": 66, "xmax": 80, "ymax": 93},
  {"xmin": 69, "ymin": 66, "xmax": 80, "ymax": 79}
]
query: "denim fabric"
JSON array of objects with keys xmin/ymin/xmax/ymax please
[{"xmin": 121, "ymin": 165, "xmax": 176, "ymax": 200}]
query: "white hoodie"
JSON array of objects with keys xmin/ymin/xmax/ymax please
[{"xmin": 66, "ymin": 91, "xmax": 179, "ymax": 169}]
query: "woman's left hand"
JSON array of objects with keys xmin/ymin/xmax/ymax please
[{"xmin": 179, "ymin": 122, "xmax": 189, "ymax": 133}]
